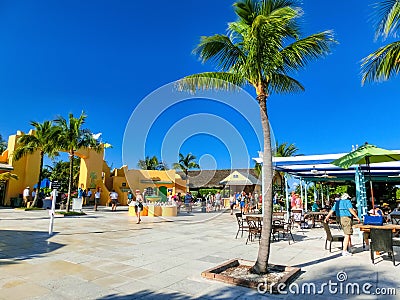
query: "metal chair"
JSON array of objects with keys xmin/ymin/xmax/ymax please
[
  {"xmin": 235, "ymin": 212, "xmax": 249, "ymax": 238},
  {"xmin": 390, "ymin": 214, "xmax": 400, "ymax": 225},
  {"xmin": 272, "ymin": 218, "xmax": 295, "ymax": 244},
  {"xmin": 370, "ymin": 228, "xmax": 396, "ymax": 266},
  {"xmin": 322, "ymin": 222, "xmax": 344, "ymax": 252},
  {"xmin": 246, "ymin": 216, "xmax": 262, "ymax": 244}
]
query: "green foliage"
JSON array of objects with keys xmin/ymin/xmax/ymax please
[
  {"xmin": 396, "ymin": 189, "xmax": 400, "ymax": 200},
  {"xmin": 198, "ymin": 188, "xmax": 220, "ymax": 197},
  {"xmin": 273, "ymin": 141, "xmax": 300, "ymax": 157},
  {"xmin": 0, "ymin": 134, "xmax": 7, "ymax": 153},
  {"xmin": 361, "ymin": 0, "xmax": 400, "ymax": 84},
  {"xmin": 173, "ymin": 153, "xmax": 200, "ymax": 176},
  {"xmin": 46, "ymin": 158, "xmax": 81, "ymax": 192},
  {"xmin": 56, "ymin": 211, "xmax": 86, "ymax": 216},
  {"xmin": 137, "ymin": 156, "xmax": 168, "ymax": 170}
]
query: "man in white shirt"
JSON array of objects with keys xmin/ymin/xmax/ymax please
[
  {"xmin": 109, "ymin": 190, "xmax": 119, "ymax": 211},
  {"xmin": 23, "ymin": 187, "xmax": 30, "ymax": 207}
]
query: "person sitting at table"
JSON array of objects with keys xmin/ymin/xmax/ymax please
[
  {"xmin": 324, "ymin": 193, "xmax": 360, "ymax": 256},
  {"xmin": 312, "ymin": 200, "xmax": 321, "ymax": 212},
  {"xmin": 368, "ymin": 205, "xmax": 383, "ymax": 216}
]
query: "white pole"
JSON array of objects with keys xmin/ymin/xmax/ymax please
[
  {"xmin": 300, "ymin": 178, "xmax": 304, "ymax": 209},
  {"xmin": 321, "ymin": 184, "xmax": 324, "ymax": 208},
  {"xmin": 285, "ymin": 174, "xmax": 289, "ymax": 222},
  {"xmin": 49, "ymin": 189, "xmax": 57, "ymax": 236},
  {"xmin": 304, "ymin": 182, "xmax": 308, "ymax": 212}
]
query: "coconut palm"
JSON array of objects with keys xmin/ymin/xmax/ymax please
[
  {"xmin": 177, "ymin": 0, "xmax": 335, "ymax": 274},
  {"xmin": 274, "ymin": 141, "xmax": 299, "ymax": 157},
  {"xmin": 0, "ymin": 134, "xmax": 7, "ymax": 153},
  {"xmin": 54, "ymin": 112, "xmax": 100, "ymax": 212},
  {"xmin": 173, "ymin": 153, "xmax": 200, "ymax": 190},
  {"xmin": 137, "ymin": 156, "xmax": 168, "ymax": 170},
  {"xmin": 12, "ymin": 121, "xmax": 59, "ymax": 207},
  {"xmin": 361, "ymin": 0, "xmax": 400, "ymax": 84}
]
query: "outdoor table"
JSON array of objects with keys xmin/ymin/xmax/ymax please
[
  {"xmin": 304, "ymin": 211, "xmax": 328, "ymax": 228},
  {"xmin": 353, "ymin": 223, "xmax": 400, "ymax": 233}
]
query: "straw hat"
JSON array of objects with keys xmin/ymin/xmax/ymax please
[{"xmin": 341, "ymin": 193, "xmax": 350, "ymax": 200}]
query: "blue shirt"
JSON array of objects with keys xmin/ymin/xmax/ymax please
[{"xmin": 331, "ymin": 199, "xmax": 352, "ymax": 217}]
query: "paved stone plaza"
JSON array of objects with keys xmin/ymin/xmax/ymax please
[{"xmin": 0, "ymin": 207, "xmax": 399, "ymax": 299}]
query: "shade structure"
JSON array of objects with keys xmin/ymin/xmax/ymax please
[
  {"xmin": 332, "ymin": 143, "xmax": 400, "ymax": 212},
  {"xmin": 331, "ymin": 144, "xmax": 400, "ymax": 169}
]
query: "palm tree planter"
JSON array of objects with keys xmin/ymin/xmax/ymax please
[
  {"xmin": 178, "ymin": 0, "xmax": 335, "ymax": 275},
  {"xmin": 201, "ymin": 259, "xmax": 300, "ymax": 293}
]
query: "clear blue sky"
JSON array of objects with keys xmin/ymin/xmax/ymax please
[{"xmin": 1, "ymin": 0, "xmax": 399, "ymax": 170}]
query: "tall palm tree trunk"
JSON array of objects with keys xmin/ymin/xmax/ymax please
[
  {"xmin": 32, "ymin": 151, "xmax": 44, "ymax": 207},
  {"xmin": 66, "ymin": 151, "xmax": 74, "ymax": 212},
  {"xmin": 252, "ymin": 93, "xmax": 274, "ymax": 274}
]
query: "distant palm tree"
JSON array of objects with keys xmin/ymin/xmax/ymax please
[
  {"xmin": 54, "ymin": 112, "xmax": 100, "ymax": 212},
  {"xmin": 361, "ymin": 0, "xmax": 400, "ymax": 84},
  {"xmin": 137, "ymin": 156, "xmax": 168, "ymax": 170},
  {"xmin": 273, "ymin": 141, "xmax": 299, "ymax": 157},
  {"xmin": 13, "ymin": 121, "xmax": 59, "ymax": 207},
  {"xmin": 177, "ymin": 0, "xmax": 335, "ymax": 274},
  {"xmin": 173, "ymin": 153, "xmax": 200, "ymax": 190},
  {"xmin": 0, "ymin": 134, "xmax": 7, "ymax": 153}
]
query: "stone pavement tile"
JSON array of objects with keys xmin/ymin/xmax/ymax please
[
  {"xmin": 0, "ymin": 282, "xmax": 50, "ymax": 300},
  {"xmin": 111, "ymin": 280, "xmax": 157, "ymax": 296},
  {"xmin": 92, "ymin": 274, "xmax": 133, "ymax": 289},
  {"xmin": 167, "ymin": 278, "xmax": 224, "ymax": 296},
  {"xmin": 115, "ymin": 267, "xmax": 156, "ymax": 280},
  {"xmin": 94, "ymin": 261, "xmax": 135, "ymax": 274},
  {"xmin": 140, "ymin": 257, "xmax": 187, "ymax": 273},
  {"xmin": 74, "ymin": 268, "xmax": 110, "ymax": 281},
  {"xmin": 18, "ymin": 260, "xmax": 88, "ymax": 281}
]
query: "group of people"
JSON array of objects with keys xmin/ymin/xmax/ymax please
[
  {"xmin": 205, "ymin": 191, "xmax": 222, "ymax": 212},
  {"xmin": 229, "ymin": 191, "xmax": 259, "ymax": 215}
]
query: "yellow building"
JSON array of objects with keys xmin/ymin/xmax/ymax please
[{"xmin": 0, "ymin": 131, "xmax": 187, "ymax": 206}]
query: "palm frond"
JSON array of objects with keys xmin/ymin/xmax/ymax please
[
  {"xmin": 280, "ymin": 30, "xmax": 336, "ymax": 71},
  {"xmin": 0, "ymin": 172, "xmax": 18, "ymax": 181},
  {"xmin": 176, "ymin": 72, "xmax": 247, "ymax": 93},
  {"xmin": 193, "ymin": 34, "xmax": 246, "ymax": 71},
  {"xmin": 373, "ymin": 0, "xmax": 400, "ymax": 39},
  {"xmin": 361, "ymin": 41, "xmax": 400, "ymax": 84},
  {"xmin": 266, "ymin": 73, "xmax": 304, "ymax": 94}
]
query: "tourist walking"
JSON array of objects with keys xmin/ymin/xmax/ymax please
[
  {"xmin": 94, "ymin": 187, "xmax": 101, "ymax": 211},
  {"xmin": 215, "ymin": 191, "xmax": 222, "ymax": 211},
  {"xmin": 86, "ymin": 189, "xmax": 92, "ymax": 206},
  {"xmin": 229, "ymin": 194, "xmax": 236, "ymax": 215},
  {"xmin": 185, "ymin": 192, "xmax": 193, "ymax": 213},
  {"xmin": 135, "ymin": 189, "xmax": 144, "ymax": 224},
  {"xmin": 324, "ymin": 193, "xmax": 360, "ymax": 256},
  {"xmin": 23, "ymin": 186, "xmax": 30, "ymax": 207},
  {"xmin": 109, "ymin": 189, "xmax": 118, "ymax": 211}
]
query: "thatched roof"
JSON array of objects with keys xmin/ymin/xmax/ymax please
[{"xmin": 180, "ymin": 169, "xmax": 259, "ymax": 189}]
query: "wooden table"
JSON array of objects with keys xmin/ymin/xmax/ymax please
[
  {"xmin": 304, "ymin": 211, "xmax": 328, "ymax": 228},
  {"xmin": 353, "ymin": 223, "xmax": 400, "ymax": 233}
]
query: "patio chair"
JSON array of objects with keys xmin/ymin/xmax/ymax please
[
  {"xmin": 272, "ymin": 218, "xmax": 295, "ymax": 244},
  {"xmin": 370, "ymin": 228, "xmax": 396, "ymax": 266},
  {"xmin": 246, "ymin": 216, "xmax": 262, "ymax": 244},
  {"xmin": 390, "ymin": 215, "xmax": 400, "ymax": 225},
  {"xmin": 322, "ymin": 222, "xmax": 344, "ymax": 252},
  {"xmin": 235, "ymin": 213, "xmax": 249, "ymax": 239}
]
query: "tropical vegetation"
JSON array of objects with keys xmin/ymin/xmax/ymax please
[
  {"xmin": 0, "ymin": 134, "xmax": 7, "ymax": 153},
  {"xmin": 362, "ymin": 0, "xmax": 400, "ymax": 84},
  {"xmin": 177, "ymin": 0, "xmax": 335, "ymax": 274},
  {"xmin": 12, "ymin": 121, "xmax": 59, "ymax": 207},
  {"xmin": 173, "ymin": 153, "xmax": 200, "ymax": 189},
  {"xmin": 137, "ymin": 156, "xmax": 168, "ymax": 170},
  {"xmin": 54, "ymin": 112, "xmax": 100, "ymax": 212}
]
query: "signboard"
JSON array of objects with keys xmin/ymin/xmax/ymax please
[{"xmin": 50, "ymin": 181, "xmax": 61, "ymax": 190}]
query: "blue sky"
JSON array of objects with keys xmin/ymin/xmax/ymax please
[{"xmin": 0, "ymin": 0, "xmax": 399, "ymax": 170}]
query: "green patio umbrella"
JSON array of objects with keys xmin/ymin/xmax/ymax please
[{"xmin": 332, "ymin": 143, "xmax": 400, "ymax": 212}]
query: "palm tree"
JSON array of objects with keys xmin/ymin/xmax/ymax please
[
  {"xmin": 361, "ymin": 0, "xmax": 400, "ymax": 84},
  {"xmin": 12, "ymin": 121, "xmax": 59, "ymax": 207},
  {"xmin": 0, "ymin": 134, "xmax": 7, "ymax": 153},
  {"xmin": 173, "ymin": 153, "xmax": 200, "ymax": 190},
  {"xmin": 54, "ymin": 112, "xmax": 99, "ymax": 212},
  {"xmin": 273, "ymin": 141, "xmax": 299, "ymax": 157},
  {"xmin": 137, "ymin": 156, "xmax": 168, "ymax": 170},
  {"xmin": 177, "ymin": 0, "xmax": 335, "ymax": 274}
]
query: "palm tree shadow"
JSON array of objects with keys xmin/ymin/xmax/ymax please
[{"xmin": 0, "ymin": 230, "xmax": 64, "ymax": 263}]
